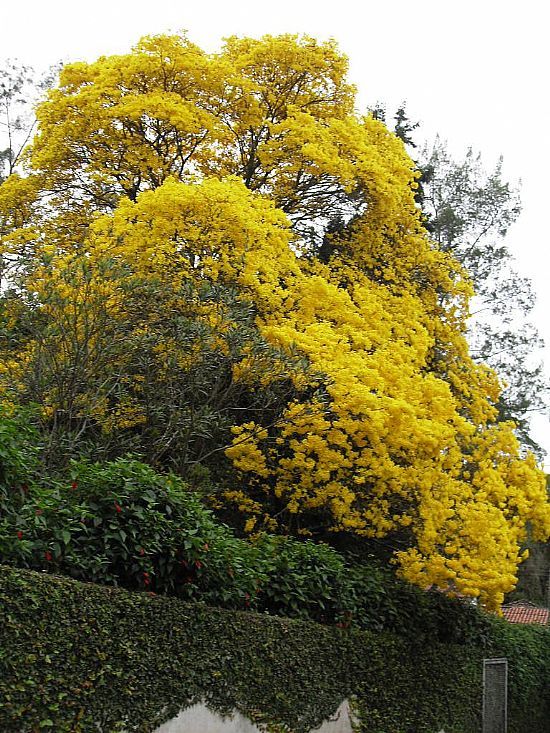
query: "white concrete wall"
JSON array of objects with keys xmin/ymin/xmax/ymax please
[{"xmin": 153, "ymin": 700, "xmax": 354, "ymax": 733}]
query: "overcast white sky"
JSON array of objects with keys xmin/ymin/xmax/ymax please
[{"xmin": 3, "ymin": 0, "xmax": 550, "ymax": 460}]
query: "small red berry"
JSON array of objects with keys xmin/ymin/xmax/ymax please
[
  {"xmin": 71, "ymin": 481, "xmax": 78, "ymax": 490},
  {"xmin": 44, "ymin": 551, "xmax": 52, "ymax": 562},
  {"xmin": 114, "ymin": 502, "xmax": 122, "ymax": 513},
  {"xmin": 35, "ymin": 509, "xmax": 43, "ymax": 516},
  {"xmin": 195, "ymin": 560, "xmax": 202, "ymax": 569},
  {"xmin": 16, "ymin": 531, "xmax": 23, "ymax": 540}
]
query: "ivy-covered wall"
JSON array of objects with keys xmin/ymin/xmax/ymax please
[{"xmin": 0, "ymin": 566, "xmax": 548, "ymax": 733}]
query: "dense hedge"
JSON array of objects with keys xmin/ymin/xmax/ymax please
[
  {"xmin": 487, "ymin": 620, "xmax": 550, "ymax": 733},
  {"xmin": 1, "ymin": 566, "xmax": 549, "ymax": 733}
]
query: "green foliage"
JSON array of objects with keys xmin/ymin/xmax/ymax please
[
  {"xmin": 367, "ymin": 572, "xmax": 493, "ymax": 645},
  {"xmin": 417, "ymin": 138, "xmax": 547, "ymax": 455},
  {"xmin": 0, "ymin": 566, "xmax": 548, "ymax": 733},
  {"xmin": 254, "ymin": 535, "xmax": 356, "ymax": 624},
  {"xmin": 351, "ymin": 639, "xmax": 482, "ymax": 733},
  {"xmin": 0, "ymin": 456, "xmax": 259, "ymax": 607},
  {"xmin": 3, "ymin": 272, "xmax": 313, "ymax": 476},
  {"xmin": 486, "ymin": 616, "xmax": 550, "ymax": 733},
  {"xmin": 509, "ymin": 540, "xmax": 550, "ymax": 605},
  {"xmin": 0, "ymin": 404, "xmax": 41, "ymax": 512},
  {"xmin": 0, "ymin": 447, "xmax": 495, "ymax": 644}
]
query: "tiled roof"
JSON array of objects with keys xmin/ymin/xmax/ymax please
[{"xmin": 501, "ymin": 601, "xmax": 549, "ymax": 625}]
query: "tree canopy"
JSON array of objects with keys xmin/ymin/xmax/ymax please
[
  {"xmin": 372, "ymin": 106, "xmax": 548, "ymax": 457},
  {"xmin": 416, "ymin": 139, "xmax": 548, "ymax": 454},
  {"xmin": 0, "ymin": 33, "xmax": 549, "ymax": 609}
]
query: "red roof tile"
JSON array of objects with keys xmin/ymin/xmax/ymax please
[{"xmin": 501, "ymin": 601, "xmax": 549, "ymax": 625}]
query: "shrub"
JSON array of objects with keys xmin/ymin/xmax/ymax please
[
  {"xmin": 0, "ymin": 405, "xmax": 41, "ymax": 513},
  {"xmin": 0, "ymin": 456, "xmax": 492, "ymax": 644},
  {"xmin": 0, "ymin": 457, "xmax": 261, "ymax": 604}
]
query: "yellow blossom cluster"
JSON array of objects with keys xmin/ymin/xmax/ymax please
[{"xmin": 0, "ymin": 33, "xmax": 548, "ymax": 609}]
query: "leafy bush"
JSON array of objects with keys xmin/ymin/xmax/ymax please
[
  {"xmin": 253, "ymin": 535, "xmax": 353, "ymax": 623},
  {"xmin": 0, "ymin": 454, "xmax": 494, "ymax": 644},
  {"xmin": 0, "ymin": 457, "xmax": 263, "ymax": 607},
  {"xmin": 0, "ymin": 457, "xmax": 367, "ymax": 620},
  {"xmin": 0, "ymin": 405, "xmax": 41, "ymax": 513},
  {"xmin": 377, "ymin": 574, "xmax": 493, "ymax": 644}
]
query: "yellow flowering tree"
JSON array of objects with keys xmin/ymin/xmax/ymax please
[{"xmin": 0, "ymin": 33, "xmax": 548, "ymax": 609}]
